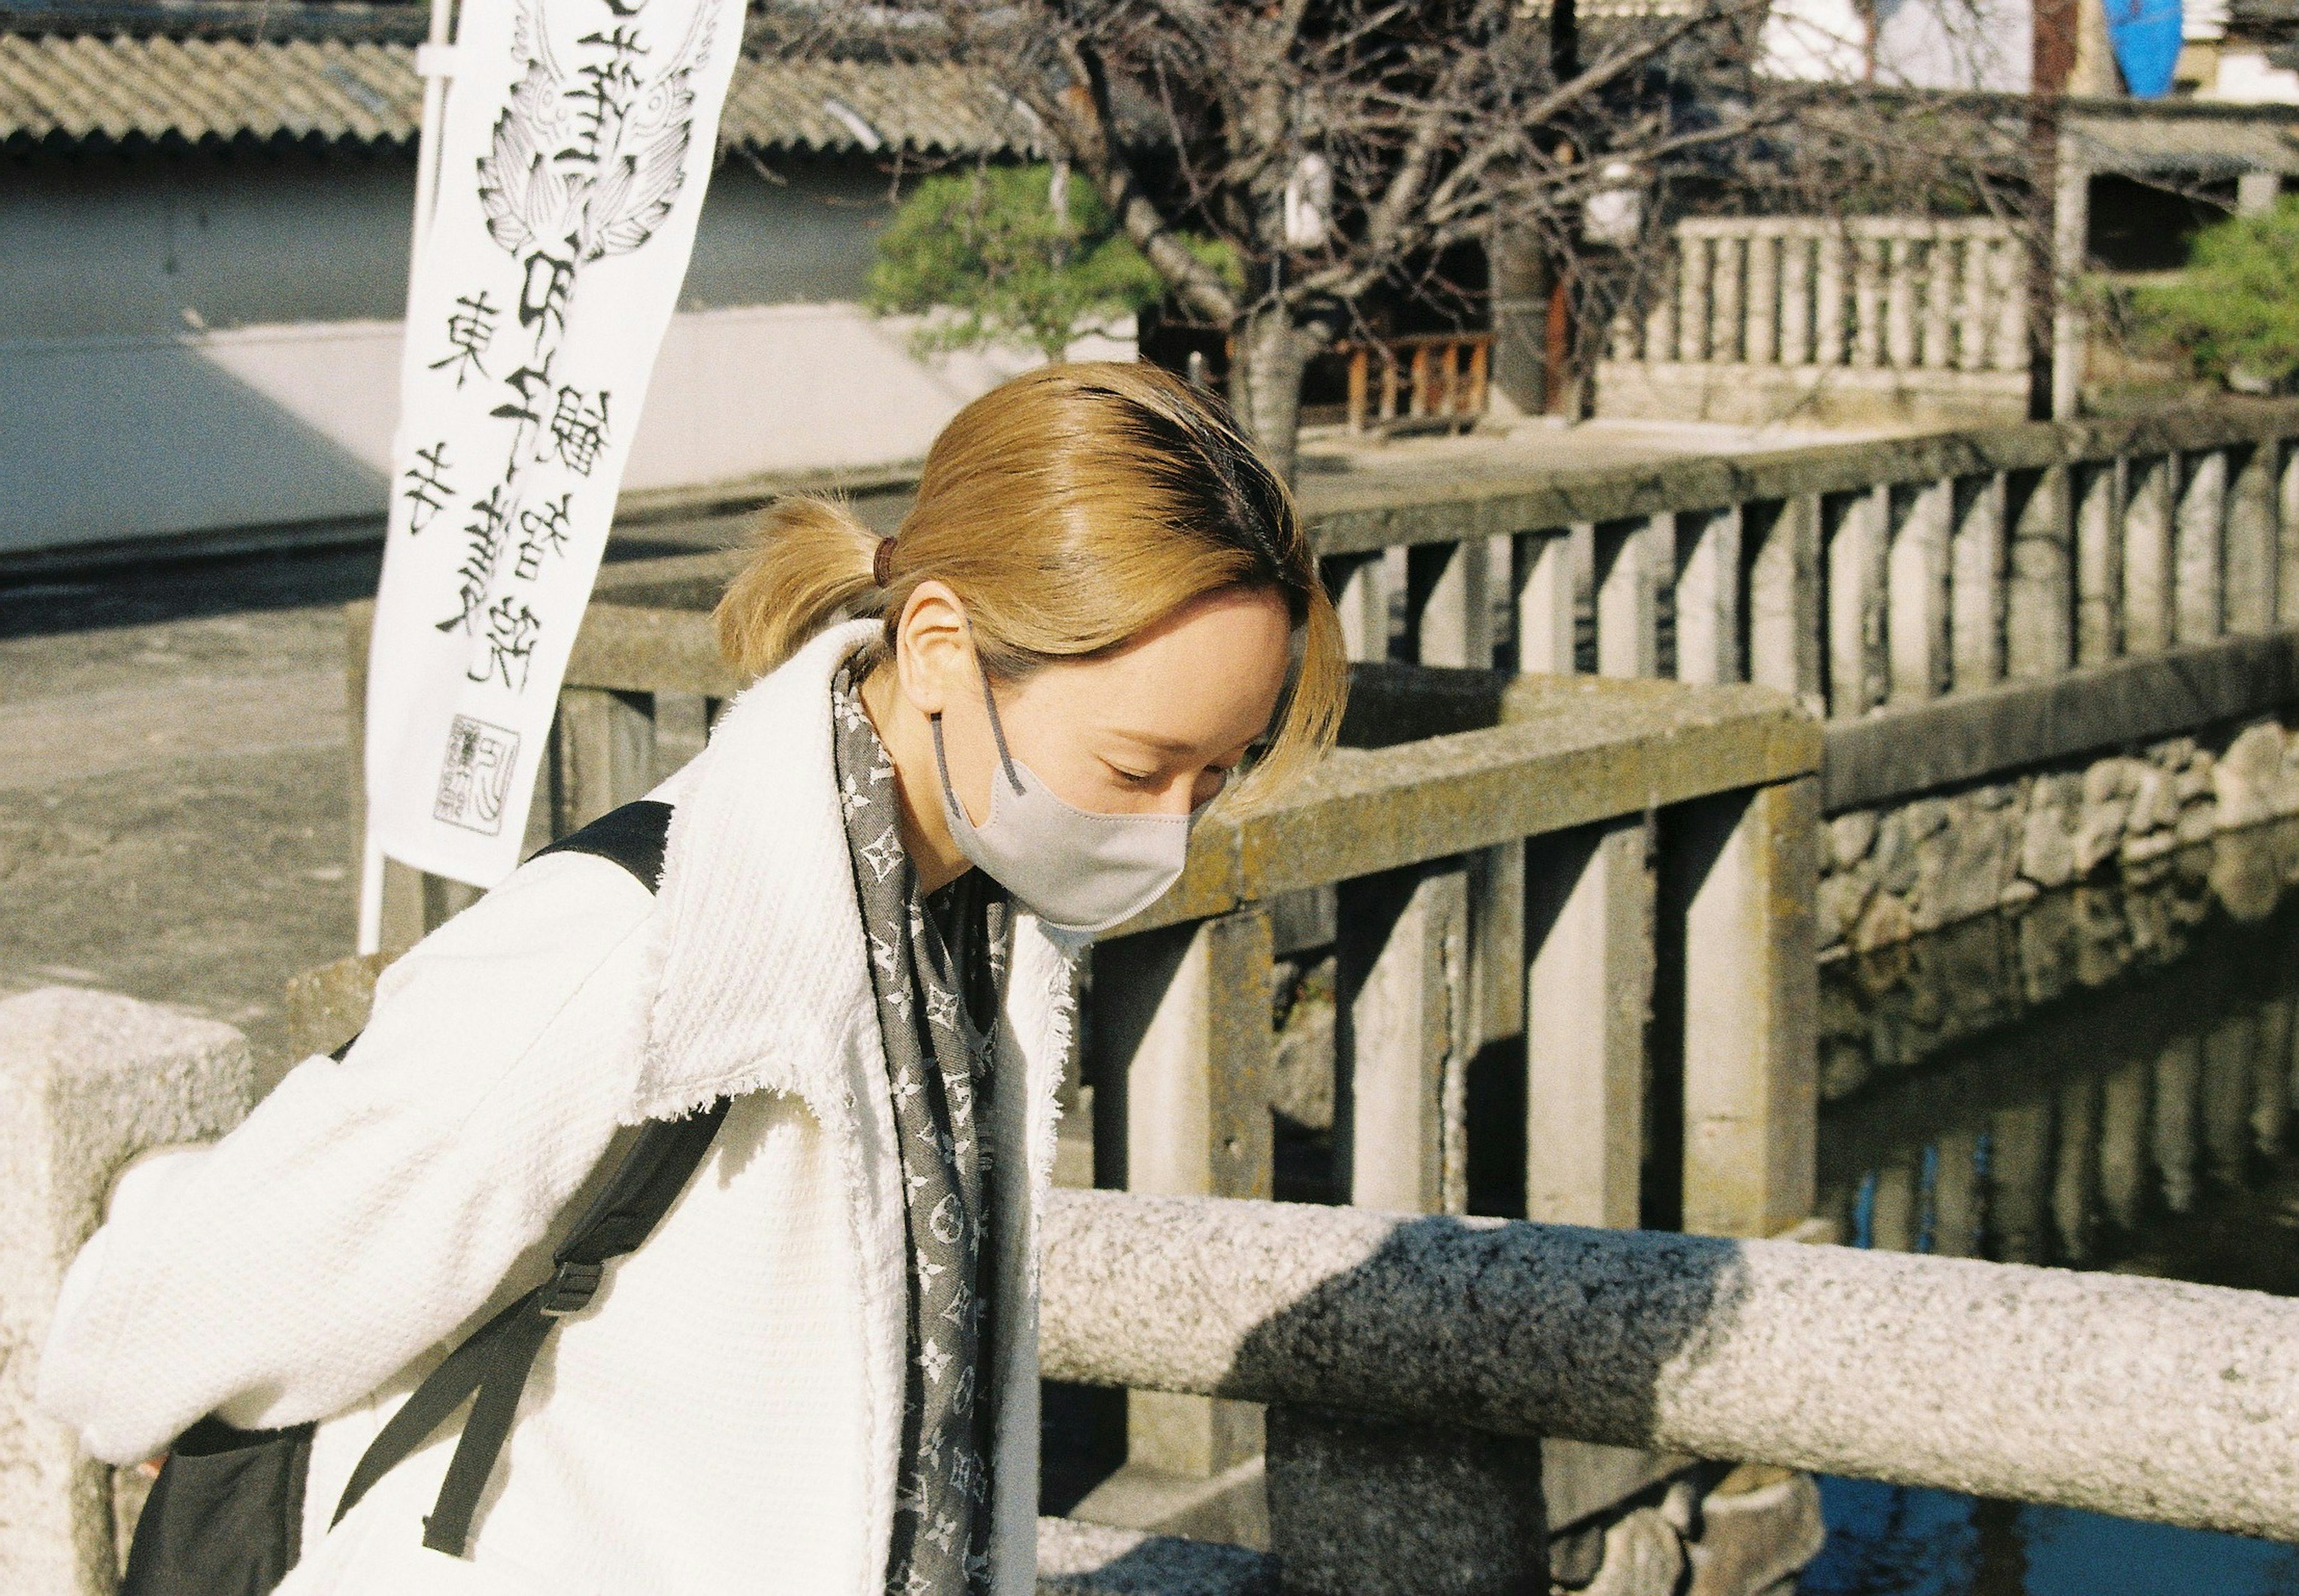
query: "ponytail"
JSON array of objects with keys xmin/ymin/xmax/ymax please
[{"xmin": 713, "ymin": 496, "xmax": 884, "ymax": 679}]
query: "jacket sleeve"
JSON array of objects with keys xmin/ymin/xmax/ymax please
[{"xmin": 37, "ymin": 851, "xmax": 660, "ymax": 1466}]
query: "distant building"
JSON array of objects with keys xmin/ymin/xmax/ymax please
[{"xmin": 0, "ymin": 8, "xmax": 1124, "ymax": 562}]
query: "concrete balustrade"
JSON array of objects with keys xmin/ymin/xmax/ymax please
[{"xmin": 1603, "ymin": 216, "xmax": 2032, "ymax": 424}]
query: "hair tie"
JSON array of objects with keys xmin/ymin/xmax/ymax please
[{"xmin": 872, "ymin": 536, "xmax": 896, "ymax": 588}]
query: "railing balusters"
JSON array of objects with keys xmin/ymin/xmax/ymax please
[
  {"xmin": 1673, "ymin": 505, "xmax": 1745, "ymax": 685},
  {"xmin": 1595, "ymin": 515, "xmax": 1663, "ymax": 678},
  {"xmin": 1851, "ymin": 236, "xmax": 1885, "ymax": 368},
  {"xmin": 2099, "ymin": 1054, "xmax": 2149, "ymax": 1233},
  {"xmin": 1713, "ymin": 232, "xmax": 1746, "ymax": 365},
  {"xmin": 1781, "ymin": 230, "xmax": 1813, "ymax": 367},
  {"xmin": 1525, "ymin": 819, "xmax": 1654, "ymax": 1227},
  {"xmin": 1886, "ymin": 479, "xmax": 1953, "ymax": 703},
  {"xmin": 1326, "ymin": 553, "xmax": 1390, "ymax": 663},
  {"xmin": 1816, "ymin": 231, "xmax": 1848, "ymax": 367},
  {"xmin": 2006, "ymin": 466, "xmax": 2074, "ymax": 679},
  {"xmin": 2154, "ymin": 1034, "xmax": 2201, "ymax": 1215},
  {"xmin": 1748, "ymin": 494, "xmax": 1825, "ymax": 715},
  {"xmin": 1933, "ymin": 1128, "xmax": 1984, "ymax": 1257},
  {"xmin": 2255, "ymin": 998, "xmax": 2292, "ymax": 1158},
  {"xmin": 2173, "ymin": 448, "xmax": 2230, "ymax": 645},
  {"xmin": 2074, "ymin": 458, "xmax": 2125, "ymax": 665},
  {"xmin": 1678, "ymin": 230, "xmax": 1713, "ymax": 363},
  {"xmin": 1951, "ymin": 473, "xmax": 2008, "ymax": 691},
  {"xmin": 1921, "ymin": 230, "xmax": 1954, "ymax": 370},
  {"xmin": 1957, "ymin": 228, "xmax": 1991, "ymax": 373},
  {"xmin": 2280, "ymin": 441, "xmax": 2299, "ymax": 625},
  {"xmin": 2226, "ymin": 444, "xmax": 2279, "ymax": 634},
  {"xmin": 2124, "ymin": 454, "xmax": 2176, "ymax": 655},
  {"xmin": 1337, "ymin": 864, "xmax": 1471, "ymax": 1215},
  {"xmin": 1514, "ymin": 527, "xmax": 1580, "ymax": 676},
  {"xmin": 1990, "ymin": 236, "xmax": 2027, "ymax": 373},
  {"xmin": 2052, "ymin": 1075, "xmax": 2102, "ymax": 1264},
  {"xmin": 554, "ymin": 685, "xmax": 656, "ymax": 830},
  {"xmin": 2202, "ymin": 1014, "xmax": 2256, "ymax": 1191},
  {"xmin": 1675, "ymin": 777, "xmax": 1821, "ymax": 1239},
  {"xmin": 1884, "ymin": 232, "xmax": 1918, "ymax": 369},
  {"xmin": 1747, "ymin": 225, "xmax": 1780, "ymax": 366},
  {"xmin": 1408, "ymin": 536, "xmax": 1494, "ymax": 668},
  {"xmin": 1826, "ymin": 487, "xmax": 1888, "ymax": 717}
]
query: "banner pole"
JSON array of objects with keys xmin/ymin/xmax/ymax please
[{"xmin": 356, "ymin": 0, "xmax": 457, "ymax": 953}]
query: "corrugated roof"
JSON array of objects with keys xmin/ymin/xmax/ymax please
[{"xmin": 0, "ymin": 30, "xmax": 1039, "ymax": 154}]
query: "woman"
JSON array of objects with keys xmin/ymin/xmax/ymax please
[{"xmin": 38, "ymin": 361, "xmax": 1345, "ymax": 1596}]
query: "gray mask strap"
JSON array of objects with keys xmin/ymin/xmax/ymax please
[{"xmin": 967, "ymin": 629, "xmax": 1027, "ymax": 798}]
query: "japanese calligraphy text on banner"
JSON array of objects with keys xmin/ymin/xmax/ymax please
[{"xmin": 364, "ymin": 0, "xmax": 746, "ymax": 890}]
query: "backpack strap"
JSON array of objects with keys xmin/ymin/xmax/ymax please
[
  {"xmin": 530, "ymin": 799, "xmax": 674, "ymax": 891},
  {"xmin": 330, "ymin": 800, "xmax": 724, "ymax": 1556}
]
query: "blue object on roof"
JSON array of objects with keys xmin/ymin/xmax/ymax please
[{"xmin": 2104, "ymin": 0, "xmax": 2185, "ymax": 99}]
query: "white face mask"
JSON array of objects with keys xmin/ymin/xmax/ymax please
[{"xmin": 930, "ymin": 656, "xmax": 1208, "ymax": 934}]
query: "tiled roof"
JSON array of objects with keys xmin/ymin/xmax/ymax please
[{"xmin": 0, "ymin": 29, "xmax": 1040, "ymax": 154}]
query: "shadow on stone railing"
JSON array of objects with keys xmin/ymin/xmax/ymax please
[{"xmin": 16, "ymin": 988, "xmax": 2299, "ymax": 1596}]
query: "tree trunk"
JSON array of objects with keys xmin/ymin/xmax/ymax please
[{"xmin": 1227, "ymin": 303, "xmax": 1311, "ymax": 487}]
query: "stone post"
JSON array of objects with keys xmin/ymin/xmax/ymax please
[
  {"xmin": 1673, "ymin": 507, "xmax": 1744, "ymax": 687},
  {"xmin": 0, "ymin": 988, "xmax": 257, "ymax": 1595},
  {"xmin": 1594, "ymin": 517, "xmax": 1662, "ymax": 680},
  {"xmin": 1087, "ymin": 913, "xmax": 1276, "ymax": 1537},
  {"xmin": 1264, "ymin": 1407, "xmax": 1546, "ymax": 1596},
  {"xmin": 2073, "ymin": 457, "xmax": 2124, "ymax": 666},
  {"xmin": 2173, "ymin": 448, "xmax": 2230, "ymax": 647},
  {"xmin": 2124, "ymin": 454, "xmax": 2175, "ymax": 655},
  {"xmin": 1337, "ymin": 866, "xmax": 1471, "ymax": 1217},
  {"xmin": 1514, "ymin": 527, "xmax": 1582, "ymax": 678},
  {"xmin": 1675, "ymin": 778, "xmax": 1819, "ymax": 1240},
  {"xmin": 1949, "ymin": 472, "xmax": 2009, "ymax": 693},
  {"xmin": 1409, "ymin": 539, "xmax": 1495, "ymax": 670},
  {"xmin": 1524, "ymin": 819, "xmax": 1652, "ymax": 1229}
]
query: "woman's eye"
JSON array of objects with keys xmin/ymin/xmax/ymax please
[{"xmin": 1109, "ymin": 764, "xmax": 1158, "ymax": 787}]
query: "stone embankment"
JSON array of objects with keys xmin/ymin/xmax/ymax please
[{"xmin": 1821, "ymin": 715, "xmax": 2299, "ymax": 957}]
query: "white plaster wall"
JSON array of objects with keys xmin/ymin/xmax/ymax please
[
  {"xmin": 0, "ymin": 307, "xmax": 1135, "ymax": 555},
  {"xmin": 1, "ymin": 148, "xmax": 1136, "ymax": 556},
  {"xmin": 1759, "ymin": 0, "xmax": 2034, "ymax": 88}
]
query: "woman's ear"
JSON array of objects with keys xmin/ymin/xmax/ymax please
[{"xmin": 893, "ymin": 581, "xmax": 970, "ymax": 718}]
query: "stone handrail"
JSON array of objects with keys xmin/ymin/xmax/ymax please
[
  {"xmin": 1310, "ymin": 404, "xmax": 2299, "ymax": 812},
  {"xmin": 1039, "ymin": 1186, "xmax": 2299, "ymax": 1546}
]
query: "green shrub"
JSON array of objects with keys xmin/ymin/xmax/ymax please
[
  {"xmin": 2128, "ymin": 197, "xmax": 2299, "ymax": 393},
  {"xmin": 866, "ymin": 163, "xmax": 1234, "ymax": 363}
]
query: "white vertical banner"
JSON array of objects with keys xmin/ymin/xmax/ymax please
[{"xmin": 363, "ymin": 0, "xmax": 747, "ymax": 891}]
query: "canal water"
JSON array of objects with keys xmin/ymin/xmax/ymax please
[{"xmin": 1802, "ymin": 819, "xmax": 2299, "ymax": 1594}]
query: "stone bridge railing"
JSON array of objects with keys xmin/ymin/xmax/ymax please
[
  {"xmin": 12, "ymin": 987, "xmax": 2299, "ymax": 1594},
  {"xmin": 327, "ymin": 618, "xmax": 1825, "ymax": 1555}
]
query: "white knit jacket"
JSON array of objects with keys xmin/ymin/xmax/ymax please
[{"xmin": 38, "ymin": 621, "xmax": 1077, "ymax": 1596}]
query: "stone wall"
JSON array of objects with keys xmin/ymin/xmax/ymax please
[{"xmin": 1819, "ymin": 716, "xmax": 2299, "ymax": 958}]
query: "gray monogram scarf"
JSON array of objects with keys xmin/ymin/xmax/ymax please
[{"xmin": 832, "ymin": 661, "xmax": 1010, "ymax": 1596}]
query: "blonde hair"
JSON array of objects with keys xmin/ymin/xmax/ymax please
[{"xmin": 715, "ymin": 361, "xmax": 1345, "ymax": 799}]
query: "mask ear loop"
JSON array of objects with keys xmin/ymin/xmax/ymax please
[{"xmin": 963, "ymin": 620, "xmax": 1027, "ymax": 798}]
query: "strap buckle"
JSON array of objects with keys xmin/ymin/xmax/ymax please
[{"xmin": 539, "ymin": 1260, "xmax": 603, "ymax": 1317}]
